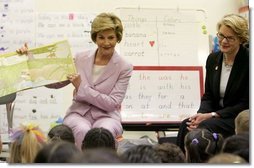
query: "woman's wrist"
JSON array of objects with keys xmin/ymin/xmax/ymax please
[{"xmin": 211, "ymin": 112, "xmax": 219, "ymax": 118}]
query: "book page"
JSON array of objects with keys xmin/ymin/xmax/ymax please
[
  {"xmin": 0, "ymin": 40, "xmax": 76, "ymax": 97},
  {"xmin": 0, "ymin": 54, "xmax": 30, "ymax": 97}
]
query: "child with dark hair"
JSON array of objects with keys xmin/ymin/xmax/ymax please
[
  {"xmin": 184, "ymin": 128, "xmax": 224, "ymax": 163},
  {"xmin": 48, "ymin": 124, "xmax": 75, "ymax": 143},
  {"xmin": 81, "ymin": 127, "xmax": 116, "ymax": 150},
  {"xmin": 70, "ymin": 148, "xmax": 123, "ymax": 163},
  {"xmin": 221, "ymin": 133, "xmax": 249, "ymax": 162},
  {"xmin": 154, "ymin": 142, "xmax": 186, "ymax": 163},
  {"xmin": 121, "ymin": 144, "xmax": 161, "ymax": 163},
  {"xmin": 34, "ymin": 141, "xmax": 80, "ymax": 163}
]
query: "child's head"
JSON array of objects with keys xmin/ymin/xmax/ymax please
[
  {"xmin": 82, "ymin": 127, "xmax": 116, "ymax": 150},
  {"xmin": 221, "ymin": 133, "xmax": 249, "ymax": 162},
  {"xmin": 222, "ymin": 133, "xmax": 249, "ymax": 153},
  {"xmin": 48, "ymin": 124, "xmax": 75, "ymax": 143},
  {"xmin": 70, "ymin": 148, "xmax": 122, "ymax": 163},
  {"xmin": 121, "ymin": 144, "xmax": 161, "ymax": 163},
  {"xmin": 235, "ymin": 109, "xmax": 249, "ymax": 134},
  {"xmin": 154, "ymin": 142, "xmax": 186, "ymax": 163},
  {"xmin": 34, "ymin": 141, "xmax": 80, "ymax": 163},
  {"xmin": 184, "ymin": 128, "xmax": 224, "ymax": 163},
  {"xmin": 9, "ymin": 123, "xmax": 46, "ymax": 163}
]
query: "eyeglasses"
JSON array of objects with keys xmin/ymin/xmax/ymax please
[{"xmin": 216, "ymin": 33, "xmax": 236, "ymax": 43}]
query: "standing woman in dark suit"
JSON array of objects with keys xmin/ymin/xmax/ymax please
[{"xmin": 176, "ymin": 14, "xmax": 249, "ymax": 152}]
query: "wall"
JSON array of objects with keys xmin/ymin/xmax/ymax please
[{"xmin": 35, "ymin": 0, "xmax": 239, "ymax": 35}]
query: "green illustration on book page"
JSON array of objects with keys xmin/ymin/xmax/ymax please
[{"xmin": 0, "ymin": 40, "xmax": 76, "ymax": 97}]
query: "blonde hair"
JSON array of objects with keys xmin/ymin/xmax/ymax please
[
  {"xmin": 235, "ymin": 109, "xmax": 249, "ymax": 134},
  {"xmin": 208, "ymin": 153, "xmax": 247, "ymax": 164},
  {"xmin": 90, "ymin": 12, "xmax": 123, "ymax": 43},
  {"xmin": 217, "ymin": 14, "xmax": 249, "ymax": 44},
  {"xmin": 9, "ymin": 123, "xmax": 46, "ymax": 163}
]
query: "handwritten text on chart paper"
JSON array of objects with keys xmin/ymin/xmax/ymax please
[{"xmin": 121, "ymin": 67, "xmax": 203, "ymax": 123}]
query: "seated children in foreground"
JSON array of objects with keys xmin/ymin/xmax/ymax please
[
  {"xmin": 9, "ymin": 123, "xmax": 46, "ymax": 163},
  {"xmin": 184, "ymin": 128, "xmax": 224, "ymax": 163},
  {"xmin": 47, "ymin": 124, "xmax": 75, "ymax": 143}
]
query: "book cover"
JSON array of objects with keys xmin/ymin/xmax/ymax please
[{"xmin": 0, "ymin": 40, "xmax": 76, "ymax": 97}]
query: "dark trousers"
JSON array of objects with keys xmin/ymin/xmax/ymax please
[{"xmin": 176, "ymin": 117, "xmax": 235, "ymax": 153}]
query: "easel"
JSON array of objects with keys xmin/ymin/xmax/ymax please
[
  {"xmin": 0, "ymin": 93, "xmax": 16, "ymax": 160},
  {"xmin": 0, "ymin": 93, "xmax": 16, "ymax": 134}
]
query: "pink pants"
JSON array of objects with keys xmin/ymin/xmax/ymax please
[{"xmin": 63, "ymin": 111, "xmax": 123, "ymax": 150}]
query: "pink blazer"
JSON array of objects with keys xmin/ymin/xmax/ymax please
[{"xmin": 65, "ymin": 49, "xmax": 133, "ymax": 121}]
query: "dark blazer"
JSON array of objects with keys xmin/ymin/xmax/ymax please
[{"xmin": 198, "ymin": 45, "xmax": 249, "ymax": 119}]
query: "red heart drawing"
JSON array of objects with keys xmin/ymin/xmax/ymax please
[{"xmin": 149, "ymin": 41, "xmax": 155, "ymax": 47}]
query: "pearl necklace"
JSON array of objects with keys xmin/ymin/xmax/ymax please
[{"xmin": 223, "ymin": 55, "xmax": 233, "ymax": 69}]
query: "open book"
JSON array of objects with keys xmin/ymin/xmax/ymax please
[{"xmin": 0, "ymin": 40, "xmax": 76, "ymax": 97}]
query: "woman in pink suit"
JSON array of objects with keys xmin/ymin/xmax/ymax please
[
  {"xmin": 17, "ymin": 12, "xmax": 133, "ymax": 150},
  {"xmin": 63, "ymin": 13, "xmax": 133, "ymax": 149}
]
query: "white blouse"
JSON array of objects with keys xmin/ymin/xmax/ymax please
[
  {"xmin": 219, "ymin": 60, "xmax": 233, "ymax": 107},
  {"xmin": 92, "ymin": 64, "xmax": 106, "ymax": 83}
]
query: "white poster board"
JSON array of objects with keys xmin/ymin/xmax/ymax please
[
  {"xmin": 121, "ymin": 66, "xmax": 204, "ymax": 124},
  {"xmin": 118, "ymin": 8, "xmax": 209, "ymax": 66}
]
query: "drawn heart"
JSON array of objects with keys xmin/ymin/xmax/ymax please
[{"xmin": 149, "ymin": 41, "xmax": 155, "ymax": 47}]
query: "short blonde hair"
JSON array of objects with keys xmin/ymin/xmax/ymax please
[
  {"xmin": 235, "ymin": 109, "xmax": 249, "ymax": 134},
  {"xmin": 217, "ymin": 14, "xmax": 249, "ymax": 44},
  {"xmin": 91, "ymin": 12, "xmax": 123, "ymax": 43}
]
